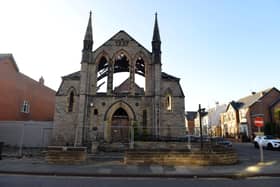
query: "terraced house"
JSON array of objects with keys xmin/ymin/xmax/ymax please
[{"xmin": 220, "ymin": 88, "xmax": 280, "ymax": 140}]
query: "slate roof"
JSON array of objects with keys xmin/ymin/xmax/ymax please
[
  {"xmin": 161, "ymin": 72, "xmax": 180, "ymax": 81},
  {"xmin": 62, "ymin": 71, "xmax": 80, "ymax": 80},
  {"xmin": 185, "ymin": 111, "xmax": 197, "ymax": 120},
  {"xmin": 227, "ymin": 88, "xmax": 276, "ymax": 111},
  {"xmin": 114, "ymin": 78, "xmax": 144, "ymax": 95},
  {"xmin": 228, "ymin": 101, "xmax": 243, "ymax": 111},
  {"xmin": 238, "ymin": 88, "xmax": 274, "ymax": 109},
  {"xmin": 62, "ymin": 71, "xmax": 181, "ymax": 83}
]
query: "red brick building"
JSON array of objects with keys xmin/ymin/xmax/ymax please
[
  {"xmin": 185, "ymin": 111, "xmax": 197, "ymax": 135},
  {"xmin": 0, "ymin": 54, "xmax": 55, "ymax": 121},
  {"xmin": 221, "ymin": 88, "xmax": 280, "ymax": 140}
]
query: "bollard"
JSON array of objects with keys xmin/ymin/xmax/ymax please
[
  {"xmin": 259, "ymin": 143, "xmax": 264, "ymax": 162},
  {"xmin": 130, "ymin": 126, "xmax": 134, "ymax": 149},
  {"xmin": 187, "ymin": 136, "xmax": 191, "ymax": 150}
]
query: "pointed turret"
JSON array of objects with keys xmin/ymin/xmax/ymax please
[
  {"xmin": 83, "ymin": 11, "xmax": 93, "ymax": 52},
  {"xmin": 152, "ymin": 13, "xmax": 161, "ymax": 64},
  {"xmin": 152, "ymin": 13, "xmax": 161, "ymax": 42}
]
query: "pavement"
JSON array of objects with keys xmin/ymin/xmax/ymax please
[{"xmin": 1, "ymin": 143, "xmax": 280, "ymax": 178}]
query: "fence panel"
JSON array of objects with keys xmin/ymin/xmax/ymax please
[{"xmin": 0, "ymin": 121, "xmax": 53, "ymax": 148}]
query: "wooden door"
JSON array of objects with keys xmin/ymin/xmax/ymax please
[{"xmin": 111, "ymin": 116, "xmax": 129, "ymax": 142}]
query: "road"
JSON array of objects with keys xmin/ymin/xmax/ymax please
[
  {"xmin": 0, "ymin": 143, "xmax": 279, "ymax": 186},
  {"xmin": 233, "ymin": 142, "xmax": 280, "ymax": 164},
  {"xmin": 1, "ymin": 175, "xmax": 280, "ymax": 187}
]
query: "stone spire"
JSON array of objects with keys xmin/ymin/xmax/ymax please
[
  {"xmin": 152, "ymin": 13, "xmax": 161, "ymax": 64},
  {"xmin": 152, "ymin": 12, "xmax": 161, "ymax": 42},
  {"xmin": 83, "ymin": 11, "xmax": 93, "ymax": 52}
]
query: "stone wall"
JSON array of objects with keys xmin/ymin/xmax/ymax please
[
  {"xmin": 46, "ymin": 146, "xmax": 87, "ymax": 164},
  {"xmin": 125, "ymin": 150, "xmax": 238, "ymax": 166},
  {"xmin": 53, "ymin": 95, "xmax": 80, "ymax": 145},
  {"xmin": 125, "ymin": 142, "xmax": 238, "ymax": 166}
]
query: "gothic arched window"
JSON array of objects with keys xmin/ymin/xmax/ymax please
[
  {"xmin": 166, "ymin": 95, "xmax": 172, "ymax": 111},
  {"xmin": 68, "ymin": 91, "xmax": 74, "ymax": 112}
]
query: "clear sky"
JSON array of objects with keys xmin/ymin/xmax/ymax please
[{"xmin": 1, "ymin": 0, "xmax": 280, "ymax": 111}]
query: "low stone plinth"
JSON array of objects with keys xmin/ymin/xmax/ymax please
[
  {"xmin": 134, "ymin": 141, "xmax": 192, "ymax": 151},
  {"xmin": 46, "ymin": 146, "xmax": 87, "ymax": 164},
  {"xmin": 125, "ymin": 142, "xmax": 238, "ymax": 166}
]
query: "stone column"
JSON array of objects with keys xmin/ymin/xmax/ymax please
[
  {"xmin": 75, "ymin": 63, "xmax": 89, "ymax": 146},
  {"xmin": 104, "ymin": 120, "xmax": 111, "ymax": 142},
  {"xmin": 129, "ymin": 61, "xmax": 135, "ymax": 95},
  {"xmin": 89, "ymin": 64, "xmax": 97, "ymax": 95},
  {"xmin": 145, "ymin": 64, "xmax": 153, "ymax": 96},
  {"xmin": 154, "ymin": 63, "xmax": 161, "ymax": 136},
  {"xmin": 107, "ymin": 59, "xmax": 113, "ymax": 95}
]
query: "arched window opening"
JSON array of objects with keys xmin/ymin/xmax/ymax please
[
  {"xmin": 113, "ymin": 53, "xmax": 130, "ymax": 92},
  {"xmin": 97, "ymin": 56, "xmax": 109, "ymax": 93},
  {"xmin": 135, "ymin": 57, "xmax": 145, "ymax": 92},
  {"xmin": 135, "ymin": 57, "xmax": 145, "ymax": 76},
  {"xmin": 113, "ymin": 107, "xmax": 128, "ymax": 117},
  {"xmin": 68, "ymin": 91, "xmax": 74, "ymax": 112},
  {"xmin": 114, "ymin": 53, "xmax": 129, "ymax": 73},
  {"xmin": 94, "ymin": 109, "xmax": 98, "ymax": 115},
  {"xmin": 166, "ymin": 95, "xmax": 172, "ymax": 111}
]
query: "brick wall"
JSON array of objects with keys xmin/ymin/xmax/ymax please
[
  {"xmin": 271, "ymin": 101, "xmax": 280, "ymax": 123},
  {"xmin": 249, "ymin": 88, "xmax": 280, "ymax": 134},
  {"xmin": 0, "ymin": 57, "xmax": 55, "ymax": 121}
]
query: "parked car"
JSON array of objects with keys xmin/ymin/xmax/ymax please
[
  {"xmin": 211, "ymin": 137, "xmax": 232, "ymax": 147},
  {"xmin": 254, "ymin": 135, "xmax": 280, "ymax": 150}
]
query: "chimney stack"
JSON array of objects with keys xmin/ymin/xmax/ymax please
[{"xmin": 39, "ymin": 76, "xmax": 44, "ymax": 86}]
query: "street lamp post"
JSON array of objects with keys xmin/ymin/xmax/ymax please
[{"xmin": 198, "ymin": 104, "xmax": 205, "ymax": 150}]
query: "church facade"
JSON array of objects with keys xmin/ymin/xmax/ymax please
[{"xmin": 53, "ymin": 13, "xmax": 185, "ymax": 146}]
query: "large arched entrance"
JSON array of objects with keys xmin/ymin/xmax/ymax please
[
  {"xmin": 104, "ymin": 101, "xmax": 136, "ymax": 142},
  {"xmin": 111, "ymin": 108, "xmax": 129, "ymax": 142}
]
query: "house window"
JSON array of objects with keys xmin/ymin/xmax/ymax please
[
  {"xmin": 94, "ymin": 109, "xmax": 98, "ymax": 115},
  {"xmin": 21, "ymin": 100, "xmax": 30, "ymax": 113},
  {"xmin": 166, "ymin": 95, "xmax": 172, "ymax": 111},
  {"xmin": 68, "ymin": 91, "xmax": 74, "ymax": 112}
]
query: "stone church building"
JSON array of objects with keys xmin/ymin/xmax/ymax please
[{"xmin": 53, "ymin": 13, "xmax": 185, "ymax": 146}]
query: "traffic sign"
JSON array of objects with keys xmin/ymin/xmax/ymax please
[{"xmin": 254, "ymin": 116, "xmax": 264, "ymax": 127}]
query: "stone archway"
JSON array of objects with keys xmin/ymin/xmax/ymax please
[{"xmin": 104, "ymin": 101, "xmax": 136, "ymax": 142}]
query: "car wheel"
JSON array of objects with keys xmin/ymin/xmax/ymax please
[
  {"xmin": 267, "ymin": 143, "xmax": 273, "ymax": 150},
  {"xmin": 254, "ymin": 142, "xmax": 259, "ymax": 148}
]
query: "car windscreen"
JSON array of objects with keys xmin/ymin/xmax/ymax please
[{"xmin": 265, "ymin": 135, "xmax": 275, "ymax": 139}]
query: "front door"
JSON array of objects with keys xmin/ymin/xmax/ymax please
[{"xmin": 111, "ymin": 108, "xmax": 129, "ymax": 142}]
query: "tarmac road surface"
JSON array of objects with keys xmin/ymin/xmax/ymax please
[{"xmin": 1, "ymin": 174, "xmax": 280, "ymax": 187}]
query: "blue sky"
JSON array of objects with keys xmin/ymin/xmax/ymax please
[{"xmin": 1, "ymin": 0, "xmax": 280, "ymax": 110}]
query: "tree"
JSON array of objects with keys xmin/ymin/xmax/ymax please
[{"xmin": 264, "ymin": 122, "xmax": 275, "ymax": 135}]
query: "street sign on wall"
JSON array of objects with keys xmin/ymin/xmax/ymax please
[{"xmin": 254, "ymin": 116, "xmax": 264, "ymax": 127}]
